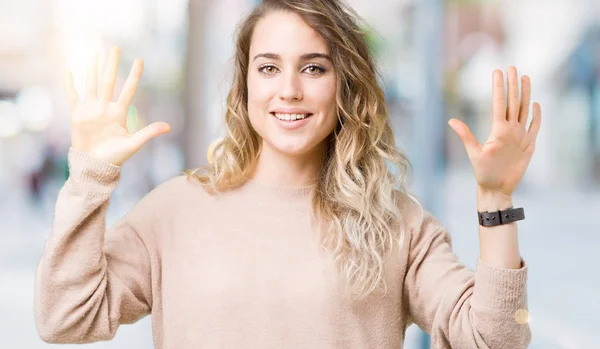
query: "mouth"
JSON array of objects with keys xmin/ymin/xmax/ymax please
[{"xmin": 270, "ymin": 112, "xmax": 313, "ymax": 122}]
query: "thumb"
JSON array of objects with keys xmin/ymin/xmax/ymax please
[
  {"xmin": 448, "ymin": 118, "xmax": 480, "ymax": 158},
  {"xmin": 131, "ymin": 122, "xmax": 171, "ymax": 148}
]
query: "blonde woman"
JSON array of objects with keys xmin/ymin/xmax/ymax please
[{"xmin": 34, "ymin": 0, "xmax": 541, "ymax": 348}]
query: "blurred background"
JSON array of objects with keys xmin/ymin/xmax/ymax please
[{"xmin": 1, "ymin": 0, "xmax": 599, "ymax": 348}]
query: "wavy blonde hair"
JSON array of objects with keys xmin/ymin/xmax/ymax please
[{"xmin": 185, "ymin": 0, "xmax": 413, "ymax": 300}]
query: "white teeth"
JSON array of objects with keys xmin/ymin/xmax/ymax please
[{"xmin": 274, "ymin": 113, "xmax": 310, "ymax": 121}]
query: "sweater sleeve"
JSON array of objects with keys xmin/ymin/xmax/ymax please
[
  {"xmin": 34, "ymin": 148, "xmax": 161, "ymax": 344},
  {"xmin": 403, "ymin": 208, "xmax": 531, "ymax": 349}
]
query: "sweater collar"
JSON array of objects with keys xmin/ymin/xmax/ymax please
[{"xmin": 241, "ymin": 178, "xmax": 316, "ymax": 200}]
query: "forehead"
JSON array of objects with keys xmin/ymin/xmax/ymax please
[{"xmin": 249, "ymin": 11, "xmax": 330, "ymax": 56}]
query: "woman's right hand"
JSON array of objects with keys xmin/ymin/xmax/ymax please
[{"xmin": 65, "ymin": 46, "xmax": 171, "ymax": 166}]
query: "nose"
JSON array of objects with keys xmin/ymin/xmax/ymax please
[{"xmin": 278, "ymin": 71, "xmax": 303, "ymax": 101}]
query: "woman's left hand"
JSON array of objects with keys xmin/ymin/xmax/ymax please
[{"xmin": 448, "ymin": 66, "xmax": 542, "ymax": 197}]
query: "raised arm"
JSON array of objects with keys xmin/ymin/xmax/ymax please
[
  {"xmin": 34, "ymin": 47, "xmax": 170, "ymax": 343},
  {"xmin": 402, "ymin": 200, "xmax": 530, "ymax": 349}
]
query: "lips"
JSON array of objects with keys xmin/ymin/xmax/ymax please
[
  {"xmin": 270, "ymin": 112, "xmax": 313, "ymax": 121},
  {"xmin": 269, "ymin": 112, "xmax": 313, "ymax": 130},
  {"xmin": 270, "ymin": 108, "xmax": 312, "ymax": 114}
]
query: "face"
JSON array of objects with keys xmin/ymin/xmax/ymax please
[{"xmin": 247, "ymin": 11, "xmax": 338, "ymax": 159}]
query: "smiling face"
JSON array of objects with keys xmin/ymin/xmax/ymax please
[{"xmin": 247, "ymin": 10, "xmax": 338, "ymax": 160}]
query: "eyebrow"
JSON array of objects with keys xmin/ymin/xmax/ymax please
[{"xmin": 252, "ymin": 52, "xmax": 332, "ymax": 62}]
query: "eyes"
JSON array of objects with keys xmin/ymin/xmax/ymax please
[{"xmin": 258, "ymin": 63, "xmax": 327, "ymax": 76}]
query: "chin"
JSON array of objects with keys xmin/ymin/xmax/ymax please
[
  {"xmin": 273, "ymin": 144, "xmax": 312, "ymax": 157},
  {"xmin": 266, "ymin": 138, "xmax": 315, "ymax": 157}
]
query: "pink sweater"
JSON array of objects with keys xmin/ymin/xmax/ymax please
[{"xmin": 34, "ymin": 149, "xmax": 531, "ymax": 348}]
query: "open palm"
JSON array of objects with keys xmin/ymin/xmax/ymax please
[
  {"xmin": 66, "ymin": 47, "xmax": 171, "ymax": 166},
  {"xmin": 448, "ymin": 67, "xmax": 542, "ymax": 196}
]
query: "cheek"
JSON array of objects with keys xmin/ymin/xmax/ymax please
[
  {"xmin": 247, "ymin": 75, "xmax": 276, "ymax": 118},
  {"xmin": 247, "ymin": 75, "xmax": 262, "ymax": 108},
  {"xmin": 308, "ymin": 79, "xmax": 337, "ymax": 123},
  {"xmin": 311, "ymin": 77, "xmax": 336, "ymax": 107}
]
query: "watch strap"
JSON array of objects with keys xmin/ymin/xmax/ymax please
[{"xmin": 478, "ymin": 207, "xmax": 525, "ymax": 227}]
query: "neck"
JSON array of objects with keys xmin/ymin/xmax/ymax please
[{"xmin": 250, "ymin": 141, "xmax": 324, "ymax": 188}]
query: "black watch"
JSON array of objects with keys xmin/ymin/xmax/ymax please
[{"xmin": 478, "ymin": 207, "xmax": 525, "ymax": 227}]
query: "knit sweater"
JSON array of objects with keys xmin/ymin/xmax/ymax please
[{"xmin": 34, "ymin": 148, "xmax": 531, "ymax": 348}]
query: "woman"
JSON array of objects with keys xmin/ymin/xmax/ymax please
[{"xmin": 34, "ymin": 0, "xmax": 541, "ymax": 348}]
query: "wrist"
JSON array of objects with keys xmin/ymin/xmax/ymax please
[{"xmin": 477, "ymin": 186, "xmax": 513, "ymax": 212}]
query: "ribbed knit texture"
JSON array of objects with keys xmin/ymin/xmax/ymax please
[{"xmin": 34, "ymin": 148, "xmax": 531, "ymax": 348}]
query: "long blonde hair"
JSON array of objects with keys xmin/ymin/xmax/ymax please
[{"xmin": 185, "ymin": 0, "xmax": 413, "ymax": 300}]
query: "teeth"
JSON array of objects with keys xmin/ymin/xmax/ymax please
[{"xmin": 274, "ymin": 113, "xmax": 309, "ymax": 121}]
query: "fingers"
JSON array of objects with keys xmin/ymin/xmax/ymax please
[
  {"xmin": 63, "ymin": 70, "xmax": 80, "ymax": 109},
  {"xmin": 518, "ymin": 75, "xmax": 531, "ymax": 124},
  {"xmin": 507, "ymin": 66, "xmax": 519, "ymax": 124},
  {"xmin": 118, "ymin": 59, "xmax": 144, "ymax": 107},
  {"xmin": 492, "ymin": 70, "xmax": 506, "ymax": 123},
  {"xmin": 100, "ymin": 47, "xmax": 121, "ymax": 102},
  {"xmin": 86, "ymin": 53, "xmax": 99, "ymax": 100},
  {"xmin": 130, "ymin": 122, "xmax": 171, "ymax": 149},
  {"xmin": 527, "ymin": 102, "xmax": 542, "ymax": 141}
]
